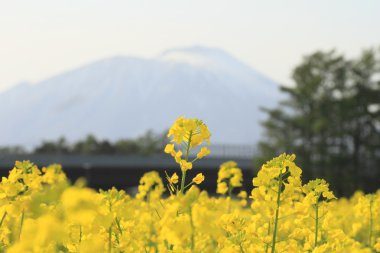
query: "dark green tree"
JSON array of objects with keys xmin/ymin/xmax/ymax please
[
  {"xmin": 114, "ymin": 139, "xmax": 140, "ymax": 154},
  {"xmin": 255, "ymin": 48, "xmax": 380, "ymax": 196},
  {"xmin": 32, "ymin": 130, "xmax": 169, "ymax": 156},
  {"xmin": 135, "ymin": 129, "xmax": 168, "ymax": 155},
  {"xmin": 34, "ymin": 136, "xmax": 70, "ymax": 154},
  {"xmin": 72, "ymin": 134, "xmax": 100, "ymax": 154},
  {"xmin": 0, "ymin": 146, "xmax": 26, "ymax": 155}
]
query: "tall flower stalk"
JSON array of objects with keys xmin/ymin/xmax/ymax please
[
  {"xmin": 271, "ymin": 169, "xmax": 283, "ymax": 253},
  {"xmin": 302, "ymin": 178, "xmax": 336, "ymax": 249},
  {"xmin": 368, "ymin": 194, "xmax": 374, "ymax": 247},
  {"xmin": 164, "ymin": 117, "xmax": 210, "ymax": 194},
  {"xmin": 315, "ymin": 200, "xmax": 319, "ymax": 247},
  {"xmin": 251, "ymin": 154, "xmax": 303, "ymax": 253},
  {"xmin": 180, "ymin": 130, "xmax": 193, "ymax": 194}
]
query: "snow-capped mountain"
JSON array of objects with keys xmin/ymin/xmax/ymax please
[{"xmin": 0, "ymin": 46, "xmax": 280, "ymax": 147}]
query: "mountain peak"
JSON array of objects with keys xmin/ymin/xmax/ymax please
[
  {"xmin": 0, "ymin": 46, "xmax": 280, "ymax": 147},
  {"xmin": 159, "ymin": 46, "xmax": 242, "ymax": 68},
  {"xmin": 160, "ymin": 45, "xmax": 234, "ymax": 58}
]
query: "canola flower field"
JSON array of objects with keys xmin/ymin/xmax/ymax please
[{"xmin": 0, "ymin": 117, "xmax": 379, "ymax": 253}]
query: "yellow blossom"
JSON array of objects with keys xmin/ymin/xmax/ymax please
[
  {"xmin": 164, "ymin": 144, "xmax": 176, "ymax": 157},
  {"xmin": 170, "ymin": 173, "xmax": 179, "ymax": 184},
  {"xmin": 217, "ymin": 182, "xmax": 228, "ymax": 195},
  {"xmin": 192, "ymin": 173, "xmax": 205, "ymax": 184},
  {"xmin": 0, "ymin": 119, "xmax": 377, "ymax": 253},
  {"xmin": 180, "ymin": 160, "xmax": 193, "ymax": 171},
  {"xmin": 197, "ymin": 147, "xmax": 210, "ymax": 159}
]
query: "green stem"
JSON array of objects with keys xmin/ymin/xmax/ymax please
[
  {"xmin": 180, "ymin": 170, "xmax": 187, "ymax": 194},
  {"xmin": 108, "ymin": 225, "xmax": 112, "ymax": 253},
  {"xmin": 265, "ymin": 221, "xmax": 271, "ymax": 253},
  {"xmin": 184, "ymin": 181, "xmax": 194, "ymax": 190},
  {"xmin": 147, "ymin": 191, "xmax": 151, "ymax": 203},
  {"xmin": 185, "ymin": 133, "xmax": 192, "ymax": 162},
  {"xmin": 0, "ymin": 211, "xmax": 7, "ymax": 228},
  {"xmin": 180, "ymin": 131, "xmax": 193, "ymax": 194},
  {"xmin": 369, "ymin": 195, "xmax": 373, "ymax": 247},
  {"xmin": 154, "ymin": 208, "xmax": 161, "ymax": 219},
  {"xmin": 228, "ymin": 184, "xmax": 233, "ymax": 198},
  {"xmin": 115, "ymin": 217, "xmax": 123, "ymax": 235},
  {"xmin": 271, "ymin": 171, "xmax": 283, "ymax": 253},
  {"xmin": 19, "ymin": 210, "xmax": 24, "ymax": 240},
  {"xmin": 191, "ymin": 157, "xmax": 199, "ymax": 163},
  {"xmin": 239, "ymin": 242, "xmax": 245, "ymax": 253},
  {"xmin": 227, "ymin": 184, "xmax": 233, "ymax": 213},
  {"xmin": 79, "ymin": 225, "xmax": 82, "ymax": 244},
  {"xmin": 189, "ymin": 207, "xmax": 195, "ymax": 252},
  {"xmin": 314, "ymin": 201, "xmax": 319, "ymax": 248}
]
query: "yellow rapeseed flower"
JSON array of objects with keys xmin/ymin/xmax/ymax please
[
  {"xmin": 170, "ymin": 173, "xmax": 179, "ymax": 184},
  {"xmin": 0, "ymin": 118, "xmax": 378, "ymax": 253},
  {"xmin": 192, "ymin": 173, "xmax": 205, "ymax": 185},
  {"xmin": 164, "ymin": 144, "xmax": 176, "ymax": 157},
  {"xmin": 197, "ymin": 147, "xmax": 210, "ymax": 159},
  {"xmin": 180, "ymin": 160, "xmax": 193, "ymax": 171}
]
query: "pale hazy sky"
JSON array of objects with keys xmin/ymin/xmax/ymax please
[{"xmin": 0, "ymin": 0, "xmax": 379, "ymax": 91}]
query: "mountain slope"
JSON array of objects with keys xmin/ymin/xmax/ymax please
[{"xmin": 0, "ymin": 46, "xmax": 280, "ymax": 147}]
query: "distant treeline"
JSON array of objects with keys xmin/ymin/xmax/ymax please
[{"xmin": 0, "ymin": 130, "xmax": 168, "ymax": 156}]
